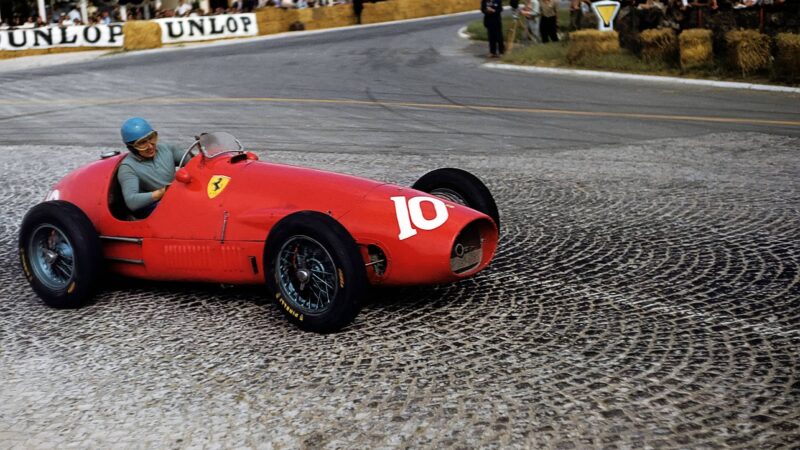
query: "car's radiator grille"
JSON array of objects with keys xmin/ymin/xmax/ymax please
[{"xmin": 450, "ymin": 222, "xmax": 483, "ymax": 274}]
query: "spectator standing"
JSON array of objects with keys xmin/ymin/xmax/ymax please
[
  {"xmin": 569, "ymin": 0, "xmax": 582, "ymax": 30},
  {"xmin": 481, "ymin": 0, "xmax": 504, "ymax": 57},
  {"xmin": 523, "ymin": 0, "xmax": 542, "ymax": 43},
  {"xmin": 100, "ymin": 11, "xmax": 111, "ymax": 24},
  {"xmin": 19, "ymin": 16, "xmax": 36, "ymax": 28},
  {"xmin": 67, "ymin": 6, "xmax": 81, "ymax": 23},
  {"xmin": 353, "ymin": 0, "xmax": 364, "ymax": 24},
  {"xmin": 540, "ymin": 0, "xmax": 559, "ymax": 42},
  {"xmin": 176, "ymin": 0, "xmax": 193, "ymax": 17}
]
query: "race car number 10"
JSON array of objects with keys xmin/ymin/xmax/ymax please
[{"xmin": 391, "ymin": 196, "xmax": 449, "ymax": 240}]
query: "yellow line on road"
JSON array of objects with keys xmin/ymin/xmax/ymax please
[{"xmin": 1, "ymin": 96, "xmax": 799, "ymax": 127}]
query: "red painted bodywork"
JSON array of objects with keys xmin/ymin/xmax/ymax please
[{"xmin": 46, "ymin": 151, "xmax": 498, "ymax": 286}]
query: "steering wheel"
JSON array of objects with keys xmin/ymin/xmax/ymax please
[{"xmin": 178, "ymin": 141, "xmax": 200, "ymax": 169}]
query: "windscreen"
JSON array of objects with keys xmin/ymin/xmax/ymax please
[{"xmin": 199, "ymin": 132, "xmax": 242, "ymax": 157}]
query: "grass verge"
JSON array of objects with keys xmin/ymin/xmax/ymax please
[{"xmin": 466, "ymin": 19, "xmax": 797, "ymax": 86}]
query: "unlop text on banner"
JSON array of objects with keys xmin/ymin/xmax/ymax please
[
  {"xmin": 155, "ymin": 14, "xmax": 258, "ymax": 44},
  {"xmin": 0, "ymin": 25, "xmax": 124, "ymax": 51}
]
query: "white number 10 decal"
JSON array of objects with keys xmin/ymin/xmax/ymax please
[{"xmin": 391, "ymin": 196, "xmax": 449, "ymax": 240}]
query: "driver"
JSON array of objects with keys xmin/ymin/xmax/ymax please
[{"xmin": 117, "ymin": 117, "xmax": 187, "ymax": 216}]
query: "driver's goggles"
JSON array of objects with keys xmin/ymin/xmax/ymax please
[{"xmin": 131, "ymin": 131, "xmax": 158, "ymax": 151}]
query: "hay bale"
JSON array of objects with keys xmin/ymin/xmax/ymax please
[
  {"xmin": 0, "ymin": 46, "xmax": 108, "ymax": 60},
  {"xmin": 679, "ymin": 28, "xmax": 712, "ymax": 70},
  {"xmin": 775, "ymin": 33, "xmax": 800, "ymax": 81},
  {"xmin": 566, "ymin": 30, "xmax": 620, "ymax": 64},
  {"xmin": 123, "ymin": 20, "xmax": 161, "ymax": 50},
  {"xmin": 725, "ymin": 30, "xmax": 770, "ymax": 76},
  {"xmin": 362, "ymin": 1, "xmax": 398, "ymax": 24},
  {"xmin": 640, "ymin": 28, "xmax": 677, "ymax": 65},
  {"xmin": 257, "ymin": 7, "xmax": 293, "ymax": 34}
]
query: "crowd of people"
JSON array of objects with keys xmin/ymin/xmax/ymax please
[
  {"xmin": 0, "ymin": 0, "xmax": 366, "ymax": 30},
  {"xmin": 478, "ymin": 0, "xmax": 790, "ymax": 56}
]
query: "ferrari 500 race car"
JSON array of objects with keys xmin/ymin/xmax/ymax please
[{"xmin": 19, "ymin": 133, "xmax": 499, "ymax": 332}]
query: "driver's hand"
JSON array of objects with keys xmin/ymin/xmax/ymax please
[{"xmin": 152, "ymin": 187, "xmax": 167, "ymax": 201}]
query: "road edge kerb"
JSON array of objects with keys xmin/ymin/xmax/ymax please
[{"xmin": 482, "ymin": 63, "xmax": 800, "ymax": 94}]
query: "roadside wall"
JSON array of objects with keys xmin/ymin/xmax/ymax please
[{"xmin": 0, "ymin": 0, "xmax": 477, "ymax": 60}]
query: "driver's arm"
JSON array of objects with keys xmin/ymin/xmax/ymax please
[{"xmin": 118, "ymin": 165, "xmax": 157, "ymax": 211}]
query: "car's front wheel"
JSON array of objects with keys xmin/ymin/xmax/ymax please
[
  {"xmin": 412, "ymin": 168, "xmax": 500, "ymax": 232},
  {"xmin": 18, "ymin": 201, "xmax": 102, "ymax": 309},
  {"xmin": 264, "ymin": 211, "xmax": 367, "ymax": 333}
]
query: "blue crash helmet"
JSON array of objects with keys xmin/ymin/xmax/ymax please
[{"xmin": 120, "ymin": 117, "xmax": 155, "ymax": 144}]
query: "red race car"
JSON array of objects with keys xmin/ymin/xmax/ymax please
[{"xmin": 19, "ymin": 132, "xmax": 500, "ymax": 332}]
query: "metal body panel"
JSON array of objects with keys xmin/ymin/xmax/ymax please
[{"xmin": 47, "ymin": 151, "xmax": 498, "ymax": 286}]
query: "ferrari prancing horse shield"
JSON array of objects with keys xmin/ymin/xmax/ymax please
[{"xmin": 207, "ymin": 175, "xmax": 231, "ymax": 199}]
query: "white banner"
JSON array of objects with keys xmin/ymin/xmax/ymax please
[
  {"xmin": 0, "ymin": 25, "xmax": 124, "ymax": 51},
  {"xmin": 155, "ymin": 14, "xmax": 258, "ymax": 44}
]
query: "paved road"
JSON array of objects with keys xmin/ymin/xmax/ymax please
[{"xmin": 1, "ymin": 13, "xmax": 799, "ymax": 448}]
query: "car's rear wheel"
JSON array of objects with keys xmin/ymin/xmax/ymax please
[
  {"xmin": 18, "ymin": 201, "xmax": 102, "ymax": 309},
  {"xmin": 412, "ymin": 168, "xmax": 500, "ymax": 232},
  {"xmin": 264, "ymin": 211, "xmax": 367, "ymax": 333}
]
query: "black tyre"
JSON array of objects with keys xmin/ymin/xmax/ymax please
[
  {"xmin": 412, "ymin": 168, "xmax": 501, "ymax": 232},
  {"xmin": 264, "ymin": 211, "xmax": 367, "ymax": 333},
  {"xmin": 18, "ymin": 201, "xmax": 103, "ymax": 309}
]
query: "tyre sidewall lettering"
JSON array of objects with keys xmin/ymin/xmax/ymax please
[
  {"xmin": 275, "ymin": 292, "xmax": 303, "ymax": 321},
  {"xmin": 19, "ymin": 248, "xmax": 32, "ymax": 281}
]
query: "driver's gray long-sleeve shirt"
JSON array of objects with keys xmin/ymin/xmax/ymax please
[{"xmin": 117, "ymin": 142, "xmax": 185, "ymax": 211}]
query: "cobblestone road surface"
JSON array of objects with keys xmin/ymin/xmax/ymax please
[{"xmin": 1, "ymin": 132, "xmax": 798, "ymax": 448}]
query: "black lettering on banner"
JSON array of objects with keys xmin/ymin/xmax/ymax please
[
  {"xmin": 209, "ymin": 17, "xmax": 225, "ymax": 34},
  {"xmin": 188, "ymin": 18, "xmax": 204, "ymax": 37},
  {"xmin": 58, "ymin": 26, "xmax": 78, "ymax": 44},
  {"xmin": 8, "ymin": 30, "xmax": 27, "ymax": 48},
  {"xmin": 33, "ymin": 28, "xmax": 53, "ymax": 47},
  {"xmin": 240, "ymin": 16, "xmax": 252, "ymax": 33},
  {"xmin": 83, "ymin": 26, "xmax": 101, "ymax": 44},
  {"xmin": 226, "ymin": 17, "xmax": 238, "ymax": 33},
  {"xmin": 108, "ymin": 24, "xmax": 123, "ymax": 43},
  {"xmin": 166, "ymin": 20, "xmax": 184, "ymax": 39}
]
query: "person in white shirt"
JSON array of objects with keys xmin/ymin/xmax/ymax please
[
  {"xmin": 521, "ymin": 0, "xmax": 541, "ymax": 43},
  {"xmin": 176, "ymin": 0, "xmax": 193, "ymax": 16},
  {"xmin": 67, "ymin": 7, "xmax": 81, "ymax": 23}
]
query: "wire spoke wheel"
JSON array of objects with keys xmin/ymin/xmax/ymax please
[
  {"xmin": 276, "ymin": 235, "xmax": 339, "ymax": 315},
  {"xmin": 430, "ymin": 187, "xmax": 468, "ymax": 206},
  {"xmin": 28, "ymin": 224, "xmax": 75, "ymax": 291},
  {"xmin": 19, "ymin": 201, "xmax": 102, "ymax": 309},
  {"xmin": 265, "ymin": 211, "xmax": 368, "ymax": 333},
  {"xmin": 413, "ymin": 168, "xmax": 500, "ymax": 232}
]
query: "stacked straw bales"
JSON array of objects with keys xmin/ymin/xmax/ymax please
[
  {"xmin": 774, "ymin": 33, "xmax": 800, "ymax": 81},
  {"xmin": 640, "ymin": 28, "xmax": 678, "ymax": 65},
  {"xmin": 566, "ymin": 30, "xmax": 620, "ymax": 64},
  {"xmin": 0, "ymin": 47, "xmax": 107, "ymax": 60},
  {"xmin": 2, "ymin": 0, "xmax": 477, "ymax": 59},
  {"xmin": 679, "ymin": 29, "xmax": 713, "ymax": 70},
  {"xmin": 122, "ymin": 21, "xmax": 161, "ymax": 50},
  {"xmin": 725, "ymin": 30, "xmax": 770, "ymax": 76}
]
